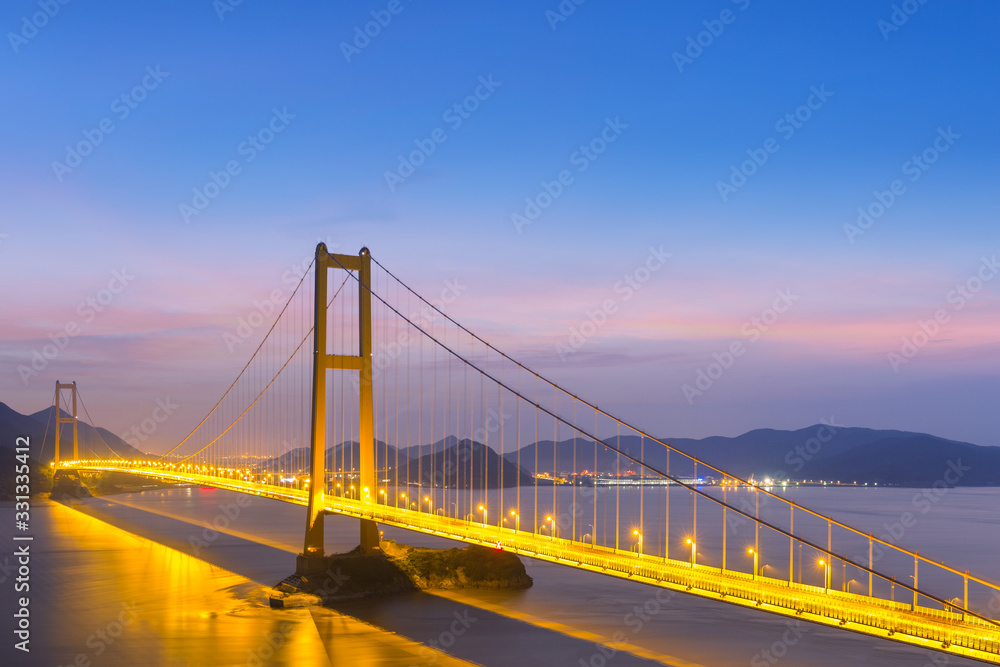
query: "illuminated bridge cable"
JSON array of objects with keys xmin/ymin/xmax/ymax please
[
  {"xmin": 371, "ymin": 253, "xmax": 1000, "ymax": 600},
  {"xmin": 38, "ymin": 398, "xmax": 53, "ymax": 463},
  {"xmin": 216, "ymin": 271, "xmax": 349, "ymax": 468},
  {"xmin": 77, "ymin": 388, "xmax": 124, "ymax": 460},
  {"xmin": 351, "ymin": 253, "xmax": 1000, "ymax": 626},
  {"xmin": 173, "ymin": 270, "xmax": 351, "ymax": 464},
  {"xmin": 155, "ymin": 258, "xmax": 316, "ymax": 461}
]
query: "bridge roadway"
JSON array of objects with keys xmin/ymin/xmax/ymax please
[{"xmin": 64, "ymin": 462, "xmax": 1000, "ymax": 664}]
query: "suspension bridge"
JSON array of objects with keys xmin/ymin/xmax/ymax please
[{"xmin": 57, "ymin": 243, "xmax": 1000, "ymax": 664}]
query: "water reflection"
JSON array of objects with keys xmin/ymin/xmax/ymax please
[
  {"xmin": 6, "ymin": 484, "xmax": 995, "ymax": 667},
  {"xmin": 7, "ymin": 501, "xmax": 476, "ymax": 666}
]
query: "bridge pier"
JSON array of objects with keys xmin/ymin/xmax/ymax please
[{"xmin": 295, "ymin": 551, "xmax": 330, "ymax": 576}]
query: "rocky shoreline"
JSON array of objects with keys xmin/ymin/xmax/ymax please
[{"xmin": 270, "ymin": 540, "xmax": 532, "ymax": 607}]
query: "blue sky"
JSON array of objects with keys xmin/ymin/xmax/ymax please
[{"xmin": 2, "ymin": 0, "xmax": 998, "ymax": 451}]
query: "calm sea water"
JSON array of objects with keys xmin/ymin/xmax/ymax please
[{"xmin": 2, "ymin": 485, "xmax": 998, "ymax": 666}]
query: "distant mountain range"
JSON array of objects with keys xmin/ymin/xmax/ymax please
[
  {"xmin": 260, "ymin": 439, "xmax": 403, "ymax": 475},
  {"xmin": 0, "ymin": 401, "xmax": 144, "ymax": 462},
  {"xmin": 2, "ymin": 400, "xmax": 996, "ymax": 487},
  {"xmin": 507, "ymin": 425, "xmax": 1000, "ymax": 486},
  {"xmin": 405, "ymin": 439, "xmax": 533, "ymax": 488},
  {"xmin": 259, "ymin": 436, "xmax": 532, "ymax": 488}
]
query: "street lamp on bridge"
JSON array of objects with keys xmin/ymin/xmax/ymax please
[
  {"xmin": 819, "ymin": 559, "xmax": 831, "ymax": 592},
  {"xmin": 686, "ymin": 538, "xmax": 697, "ymax": 567},
  {"xmin": 748, "ymin": 548, "xmax": 758, "ymax": 580},
  {"xmin": 632, "ymin": 530, "xmax": 643, "ymax": 556},
  {"xmin": 509, "ymin": 509, "xmax": 519, "ymax": 531}
]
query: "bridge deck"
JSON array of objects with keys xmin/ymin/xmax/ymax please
[{"xmin": 63, "ymin": 463, "xmax": 1000, "ymax": 664}]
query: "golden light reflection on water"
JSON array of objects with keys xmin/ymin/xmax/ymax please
[
  {"xmin": 308, "ymin": 608, "xmax": 476, "ymax": 667},
  {"xmin": 44, "ymin": 502, "xmax": 475, "ymax": 666}
]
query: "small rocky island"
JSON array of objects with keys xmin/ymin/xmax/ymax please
[{"xmin": 271, "ymin": 540, "xmax": 532, "ymax": 607}]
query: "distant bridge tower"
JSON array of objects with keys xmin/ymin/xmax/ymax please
[
  {"xmin": 53, "ymin": 380, "xmax": 79, "ymax": 463},
  {"xmin": 300, "ymin": 244, "xmax": 378, "ymax": 573}
]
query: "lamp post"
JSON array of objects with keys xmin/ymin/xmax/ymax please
[
  {"xmin": 632, "ymin": 529, "xmax": 642, "ymax": 558},
  {"xmin": 510, "ymin": 509, "xmax": 519, "ymax": 531},
  {"xmin": 686, "ymin": 538, "xmax": 697, "ymax": 567},
  {"xmin": 748, "ymin": 548, "xmax": 758, "ymax": 580},
  {"xmin": 400, "ymin": 492, "xmax": 407, "ymax": 509},
  {"xmin": 478, "ymin": 504, "xmax": 487, "ymax": 526},
  {"xmin": 423, "ymin": 496, "xmax": 431, "ymax": 512},
  {"xmin": 819, "ymin": 559, "xmax": 831, "ymax": 592},
  {"xmin": 546, "ymin": 515, "xmax": 555, "ymax": 539}
]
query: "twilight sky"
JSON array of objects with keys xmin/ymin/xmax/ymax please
[{"xmin": 2, "ymin": 1, "xmax": 998, "ymax": 452}]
